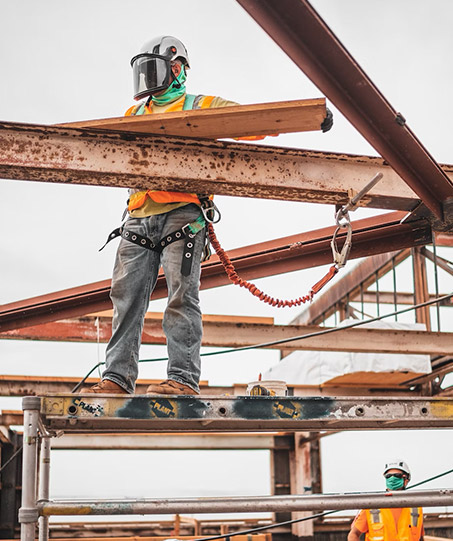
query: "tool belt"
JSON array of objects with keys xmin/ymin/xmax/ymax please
[{"xmin": 100, "ymin": 214, "xmax": 206, "ymax": 277}]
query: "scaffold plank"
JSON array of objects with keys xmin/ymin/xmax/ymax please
[{"xmin": 40, "ymin": 395, "xmax": 453, "ymax": 432}]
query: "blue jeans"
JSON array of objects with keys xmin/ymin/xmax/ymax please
[{"xmin": 103, "ymin": 204, "xmax": 205, "ymax": 393}]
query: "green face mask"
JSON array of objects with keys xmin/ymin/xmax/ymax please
[
  {"xmin": 386, "ymin": 475, "xmax": 405, "ymax": 491},
  {"xmin": 152, "ymin": 65, "xmax": 187, "ymax": 106}
]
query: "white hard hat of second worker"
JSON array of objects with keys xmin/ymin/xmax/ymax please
[
  {"xmin": 383, "ymin": 460, "xmax": 411, "ymax": 480},
  {"xmin": 130, "ymin": 35, "xmax": 190, "ymax": 100}
]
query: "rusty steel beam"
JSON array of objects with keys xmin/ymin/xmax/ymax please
[
  {"xmin": 435, "ymin": 232, "xmax": 453, "ymax": 247},
  {"xmin": 0, "ymin": 212, "xmax": 432, "ymax": 332},
  {"xmin": 1, "ymin": 315, "xmax": 452, "ymax": 356},
  {"xmin": 412, "ymin": 247, "xmax": 432, "ymax": 330},
  {"xmin": 0, "ymin": 119, "xmax": 428, "ymax": 211},
  {"xmin": 236, "ymin": 0, "xmax": 453, "ymax": 223}
]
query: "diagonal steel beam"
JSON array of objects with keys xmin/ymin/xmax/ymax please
[
  {"xmin": 0, "ymin": 212, "xmax": 431, "ymax": 332},
  {"xmin": 236, "ymin": 0, "xmax": 453, "ymax": 222}
]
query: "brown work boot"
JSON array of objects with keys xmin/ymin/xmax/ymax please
[
  {"xmin": 84, "ymin": 379, "xmax": 129, "ymax": 394},
  {"xmin": 146, "ymin": 379, "xmax": 199, "ymax": 396}
]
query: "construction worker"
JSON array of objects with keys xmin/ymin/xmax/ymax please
[
  {"xmin": 85, "ymin": 35, "xmax": 247, "ymax": 396},
  {"xmin": 87, "ymin": 35, "xmax": 333, "ymax": 396},
  {"xmin": 347, "ymin": 460, "xmax": 424, "ymax": 541}
]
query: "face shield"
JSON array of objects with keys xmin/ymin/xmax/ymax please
[{"xmin": 131, "ymin": 53, "xmax": 173, "ymax": 100}]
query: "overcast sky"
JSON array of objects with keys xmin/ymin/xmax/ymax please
[{"xmin": 0, "ymin": 0, "xmax": 452, "ymax": 524}]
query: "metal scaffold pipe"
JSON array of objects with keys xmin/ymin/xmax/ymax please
[{"xmin": 39, "ymin": 489, "xmax": 453, "ymax": 516}]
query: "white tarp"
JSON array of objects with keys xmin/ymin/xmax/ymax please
[{"xmin": 264, "ymin": 319, "xmax": 432, "ymax": 385}]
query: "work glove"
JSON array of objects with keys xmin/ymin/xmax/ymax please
[{"xmin": 321, "ymin": 107, "xmax": 333, "ymax": 132}]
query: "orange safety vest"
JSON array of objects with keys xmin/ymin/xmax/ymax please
[
  {"xmin": 125, "ymin": 94, "xmax": 215, "ymax": 212},
  {"xmin": 365, "ymin": 508, "xmax": 423, "ymax": 541}
]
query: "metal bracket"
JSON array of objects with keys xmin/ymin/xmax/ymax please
[{"xmin": 18, "ymin": 507, "xmax": 39, "ymax": 523}]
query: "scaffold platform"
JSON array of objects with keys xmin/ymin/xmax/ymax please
[
  {"xmin": 18, "ymin": 395, "xmax": 453, "ymax": 541},
  {"xmin": 40, "ymin": 394, "xmax": 453, "ymax": 431}
]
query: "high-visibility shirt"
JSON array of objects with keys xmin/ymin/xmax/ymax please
[
  {"xmin": 125, "ymin": 94, "xmax": 238, "ymax": 218},
  {"xmin": 353, "ymin": 508, "xmax": 424, "ymax": 541}
]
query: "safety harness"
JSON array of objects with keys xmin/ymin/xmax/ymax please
[{"xmin": 100, "ymin": 95, "xmax": 218, "ymax": 275}]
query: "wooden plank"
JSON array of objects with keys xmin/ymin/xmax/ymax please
[
  {"xmin": 58, "ymin": 98, "xmax": 326, "ymax": 139},
  {"xmin": 88, "ymin": 310, "xmax": 275, "ymax": 326},
  {"xmin": 324, "ymin": 371, "xmax": 426, "ymax": 387}
]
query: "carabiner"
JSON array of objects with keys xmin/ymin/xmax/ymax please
[
  {"xmin": 331, "ymin": 222, "xmax": 353, "ymax": 268},
  {"xmin": 201, "ymin": 200, "xmax": 221, "ymax": 224}
]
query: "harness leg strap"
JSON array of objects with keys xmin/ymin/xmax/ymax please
[{"xmin": 181, "ymin": 232, "xmax": 197, "ymax": 277}]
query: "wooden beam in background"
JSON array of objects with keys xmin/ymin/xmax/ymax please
[{"xmin": 1, "ymin": 316, "xmax": 452, "ymax": 356}]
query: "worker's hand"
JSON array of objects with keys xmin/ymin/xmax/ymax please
[{"xmin": 321, "ymin": 107, "xmax": 333, "ymax": 132}]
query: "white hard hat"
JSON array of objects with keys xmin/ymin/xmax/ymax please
[{"xmin": 383, "ymin": 460, "xmax": 411, "ymax": 480}]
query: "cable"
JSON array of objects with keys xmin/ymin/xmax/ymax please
[
  {"xmin": 409, "ymin": 468, "xmax": 453, "ymax": 489},
  {"xmin": 71, "ymin": 357, "xmax": 169, "ymax": 393},
  {"xmin": 73, "ymin": 292, "xmax": 453, "ymax": 391}
]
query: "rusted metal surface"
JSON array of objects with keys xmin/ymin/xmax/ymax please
[
  {"xmin": 2, "ymin": 315, "xmax": 452, "ymax": 356},
  {"xmin": 0, "ymin": 212, "xmax": 432, "ymax": 332},
  {"xmin": 0, "ymin": 120, "xmax": 423, "ymax": 210},
  {"xmin": 412, "ymin": 247, "xmax": 432, "ymax": 330},
  {"xmin": 38, "ymin": 394, "xmax": 453, "ymax": 431},
  {"xmin": 435, "ymin": 232, "xmax": 453, "ymax": 247},
  {"xmin": 236, "ymin": 0, "xmax": 453, "ymax": 222}
]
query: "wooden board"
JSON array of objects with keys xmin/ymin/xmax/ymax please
[
  {"xmin": 324, "ymin": 371, "xmax": 426, "ymax": 387},
  {"xmin": 58, "ymin": 98, "xmax": 326, "ymax": 139},
  {"xmin": 88, "ymin": 309, "xmax": 274, "ymax": 325}
]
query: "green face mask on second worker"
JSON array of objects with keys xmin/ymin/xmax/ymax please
[{"xmin": 385, "ymin": 475, "xmax": 405, "ymax": 491}]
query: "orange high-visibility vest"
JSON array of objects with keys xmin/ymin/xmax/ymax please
[
  {"xmin": 125, "ymin": 94, "xmax": 215, "ymax": 212},
  {"xmin": 365, "ymin": 508, "xmax": 423, "ymax": 541}
]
